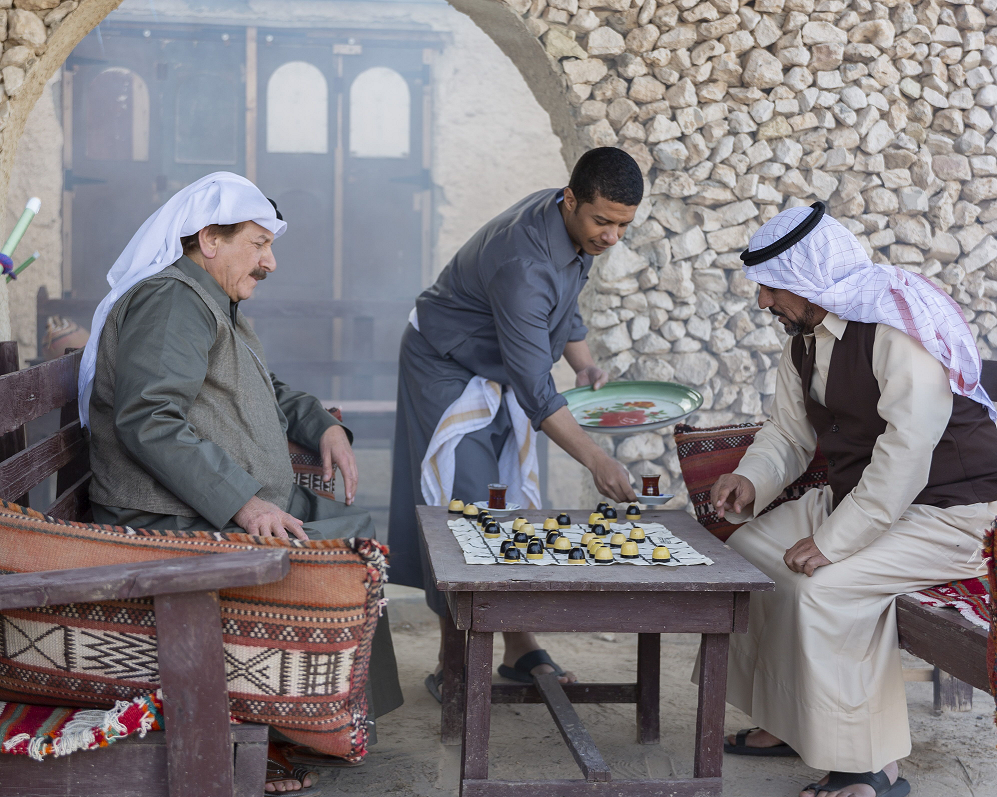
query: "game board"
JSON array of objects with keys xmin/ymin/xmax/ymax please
[{"xmin": 448, "ymin": 518, "xmax": 714, "ymax": 567}]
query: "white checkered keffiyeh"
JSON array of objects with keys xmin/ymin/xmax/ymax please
[{"xmin": 743, "ymin": 205, "xmax": 996, "ymax": 421}]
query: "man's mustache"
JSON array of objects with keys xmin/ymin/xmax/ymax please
[{"xmin": 250, "ymin": 268, "xmax": 267, "ymax": 281}]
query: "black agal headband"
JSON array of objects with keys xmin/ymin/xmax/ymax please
[{"xmin": 740, "ymin": 201, "xmax": 825, "ymax": 268}]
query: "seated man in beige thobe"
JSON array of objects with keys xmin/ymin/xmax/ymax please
[{"xmin": 709, "ymin": 203, "xmax": 997, "ymax": 797}]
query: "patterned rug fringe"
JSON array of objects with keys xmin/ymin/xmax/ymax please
[
  {"xmin": 906, "ymin": 586, "xmax": 990, "ymax": 630},
  {"xmin": 1, "ymin": 692, "xmax": 163, "ymax": 760}
]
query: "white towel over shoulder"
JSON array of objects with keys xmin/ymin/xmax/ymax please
[{"xmin": 420, "ymin": 377, "xmax": 541, "ymax": 510}]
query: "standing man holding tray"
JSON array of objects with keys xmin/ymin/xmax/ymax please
[{"xmin": 389, "ymin": 147, "xmax": 641, "ymax": 698}]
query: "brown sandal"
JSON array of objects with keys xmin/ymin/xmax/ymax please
[{"xmin": 265, "ymin": 741, "xmax": 320, "ymax": 795}]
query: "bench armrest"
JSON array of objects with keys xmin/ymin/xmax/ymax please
[{"xmin": 0, "ymin": 549, "xmax": 289, "ymax": 610}]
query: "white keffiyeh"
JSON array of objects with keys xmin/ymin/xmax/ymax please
[
  {"xmin": 78, "ymin": 172, "xmax": 286, "ymax": 428},
  {"xmin": 743, "ymin": 205, "xmax": 995, "ymax": 421}
]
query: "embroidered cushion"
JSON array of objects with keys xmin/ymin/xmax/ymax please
[
  {"xmin": 0, "ymin": 500, "xmax": 385, "ymax": 762},
  {"xmin": 289, "ymin": 407, "xmax": 343, "ymax": 500},
  {"xmin": 673, "ymin": 422, "xmax": 829, "ymax": 542}
]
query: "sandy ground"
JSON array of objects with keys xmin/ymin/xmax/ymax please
[{"xmin": 310, "ymin": 587, "xmax": 997, "ymax": 797}]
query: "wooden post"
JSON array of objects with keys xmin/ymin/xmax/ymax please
[
  {"xmin": 933, "ymin": 667, "xmax": 974, "ymax": 713},
  {"xmin": 441, "ymin": 602, "xmax": 467, "ymax": 745},
  {"xmin": 155, "ymin": 590, "xmax": 235, "ymax": 797},
  {"xmin": 694, "ymin": 634, "xmax": 729, "ymax": 779},
  {"xmin": 0, "ymin": 342, "xmax": 27, "ymax": 504},
  {"xmin": 460, "ymin": 630, "xmax": 493, "ymax": 789},
  {"xmin": 636, "ymin": 633, "xmax": 660, "ymax": 744}
]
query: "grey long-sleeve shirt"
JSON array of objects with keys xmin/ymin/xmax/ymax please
[
  {"xmin": 415, "ymin": 189, "xmax": 592, "ymax": 429},
  {"xmin": 95, "ymin": 255, "xmax": 346, "ymax": 528}
]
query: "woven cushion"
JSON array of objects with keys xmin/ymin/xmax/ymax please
[
  {"xmin": 674, "ymin": 422, "xmax": 829, "ymax": 541},
  {"xmin": 289, "ymin": 407, "xmax": 343, "ymax": 501},
  {"xmin": 0, "ymin": 500, "xmax": 385, "ymax": 762}
]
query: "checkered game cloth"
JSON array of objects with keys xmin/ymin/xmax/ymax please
[{"xmin": 744, "ymin": 205, "xmax": 996, "ymax": 420}]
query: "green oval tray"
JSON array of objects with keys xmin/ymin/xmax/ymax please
[{"xmin": 562, "ymin": 381, "xmax": 703, "ymax": 434}]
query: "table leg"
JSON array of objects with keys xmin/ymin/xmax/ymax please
[
  {"xmin": 460, "ymin": 630, "xmax": 493, "ymax": 792},
  {"xmin": 441, "ymin": 603, "xmax": 467, "ymax": 745},
  {"xmin": 694, "ymin": 633, "xmax": 730, "ymax": 779},
  {"xmin": 636, "ymin": 633, "xmax": 660, "ymax": 745}
]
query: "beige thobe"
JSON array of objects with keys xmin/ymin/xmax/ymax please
[{"xmin": 723, "ymin": 312, "xmax": 995, "ymax": 772}]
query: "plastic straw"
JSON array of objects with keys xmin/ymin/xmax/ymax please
[
  {"xmin": 6, "ymin": 251, "xmax": 39, "ymax": 283},
  {"xmin": 1, "ymin": 197, "xmax": 40, "ymax": 258}
]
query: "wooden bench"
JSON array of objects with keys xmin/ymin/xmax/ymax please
[
  {"xmin": 895, "ymin": 358, "xmax": 996, "ymax": 710},
  {"xmin": 0, "ymin": 342, "xmax": 284, "ymax": 797}
]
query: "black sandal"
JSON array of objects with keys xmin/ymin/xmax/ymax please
[
  {"xmin": 723, "ymin": 727, "xmax": 798, "ymax": 757},
  {"xmin": 496, "ymin": 649, "xmax": 567, "ymax": 684},
  {"xmin": 803, "ymin": 770, "xmax": 910, "ymax": 797},
  {"xmin": 265, "ymin": 741, "xmax": 320, "ymax": 795}
]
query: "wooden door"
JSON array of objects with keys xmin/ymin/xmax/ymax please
[{"xmin": 67, "ymin": 23, "xmax": 245, "ymax": 301}]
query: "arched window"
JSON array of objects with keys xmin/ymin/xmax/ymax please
[
  {"xmin": 349, "ymin": 67, "xmax": 410, "ymax": 159},
  {"xmin": 175, "ymin": 73, "xmax": 238, "ymax": 164},
  {"xmin": 85, "ymin": 67, "xmax": 149, "ymax": 161},
  {"xmin": 266, "ymin": 61, "xmax": 328, "ymax": 154}
]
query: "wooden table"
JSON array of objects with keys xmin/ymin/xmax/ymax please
[{"xmin": 417, "ymin": 507, "xmax": 774, "ymax": 797}]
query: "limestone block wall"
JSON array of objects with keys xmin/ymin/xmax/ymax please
[{"xmin": 494, "ymin": 0, "xmax": 997, "ymax": 506}]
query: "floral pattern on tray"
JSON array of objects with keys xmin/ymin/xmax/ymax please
[{"xmin": 578, "ymin": 400, "xmax": 678, "ymax": 428}]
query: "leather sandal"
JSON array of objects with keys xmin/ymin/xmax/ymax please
[
  {"xmin": 723, "ymin": 727, "xmax": 798, "ymax": 757},
  {"xmin": 496, "ymin": 649, "xmax": 568, "ymax": 684},
  {"xmin": 265, "ymin": 741, "xmax": 320, "ymax": 795},
  {"xmin": 802, "ymin": 770, "xmax": 910, "ymax": 797}
]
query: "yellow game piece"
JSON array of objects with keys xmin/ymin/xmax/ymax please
[
  {"xmin": 580, "ymin": 531, "xmax": 595, "ymax": 546},
  {"xmin": 543, "ymin": 518, "xmax": 559, "ymax": 531},
  {"xmin": 462, "ymin": 505, "xmax": 479, "ymax": 520},
  {"xmin": 553, "ymin": 536, "xmax": 572, "ymax": 552},
  {"xmin": 629, "ymin": 526, "xmax": 646, "ymax": 542},
  {"xmin": 620, "ymin": 541, "xmax": 640, "ymax": 559},
  {"xmin": 587, "ymin": 539, "xmax": 603, "ymax": 556},
  {"xmin": 512, "ymin": 517, "xmax": 527, "ymax": 531},
  {"xmin": 448, "ymin": 499, "xmax": 465, "ymax": 514},
  {"xmin": 588, "ymin": 512, "xmax": 604, "ymax": 525},
  {"xmin": 652, "ymin": 545, "xmax": 671, "ymax": 562},
  {"xmin": 594, "ymin": 546, "xmax": 614, "ymax": 563},
  {"xmin": 521, "ymin": 523, "xmax": 536, "ymax": 537},
  {"xmin": 609, "ymin": 532, "xmax": 627, "ymax": 548}
]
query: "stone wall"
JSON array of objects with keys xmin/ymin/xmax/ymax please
[{"xmin": 494, "ymin": 0, "xmax": 997, "ymax": 507}]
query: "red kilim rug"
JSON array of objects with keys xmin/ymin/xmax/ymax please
[
  {"xmin": 907, "ymin": 575, "xmax": 991, "ymax": 630},
  {"xmin": 0, "ymin": 692, "xmax": 163, "ymax": 760}
]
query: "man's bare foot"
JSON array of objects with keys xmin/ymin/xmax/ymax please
[
  {"xmin": 265, "ymin": 773, "xmax": 313, "ymax": 793},
  {"xmin": 502, "ymin": 631, "xmax": 577, "ymax": 683},
  {"xmin": 433, "ymin": 621, "xmax": 577, "ymax": 683},
  {"xmin": 800, "ymin": 762, "xmax": 900, "ymax": 797},
  {"xmin": 725, "ymin": 728, "xmax": 784, "ymax": 749}
]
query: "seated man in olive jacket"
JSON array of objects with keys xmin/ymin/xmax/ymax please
[{"xmin": 80, "ymin": 173, "xmax": 401, "ymax": 792}]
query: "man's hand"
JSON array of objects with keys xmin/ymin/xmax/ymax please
[
  {"xmin": 320, "ymin": 425, "xmax": 358, "ymax": 505},
  {"xmin": 590, "ymin": 452, "xmax": 637, "ymax": 503},
  {"xmin": 234, "ymin": 495, "xmax": 308, "ymax": 540},
  {"xmin": 575, "ymin": 365, "xmax": 609, "ymax": 391},
  {"xmin": 784, "ymin": 537, "xmax": 831, "ymax": 576},
  {"xmin": 710, "ymin": 473, "xmax": 756, "ymax": 520}
]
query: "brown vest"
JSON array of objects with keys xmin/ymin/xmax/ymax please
[{"xmin": 790, "ymin": 321, "xmax": 997, "ymax": 509}]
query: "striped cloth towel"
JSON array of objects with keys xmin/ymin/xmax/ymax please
[{"xmin": 420, "ymin": 376, "xmax": 541, "ymax": 511}]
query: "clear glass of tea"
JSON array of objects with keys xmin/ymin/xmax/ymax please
[
  {"xmin": 641, "ymin": 474, "xmax": 660, "ymax": 497},
  {"xmin": 488, "ymin": 483, "xmax": 508, "ymax": 509}
]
